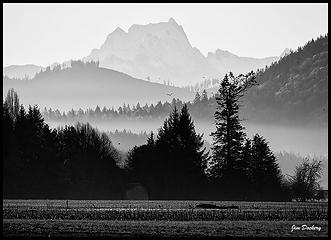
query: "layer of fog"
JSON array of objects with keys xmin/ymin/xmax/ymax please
[{"xmin": 47, "ymin": 119, "xmax": 327, "ymax": 156}]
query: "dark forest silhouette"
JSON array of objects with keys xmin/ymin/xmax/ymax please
[
  {"xmin": 3, "ymin": 89, "xmax": 126, "ymax": 199},
  {"xmin": 3, "ymin": 70, "xmax": 302, "ymax": 200},
  {"xmin": 126, "ymin": 104, "xmax": 209, "ymax": 200}
]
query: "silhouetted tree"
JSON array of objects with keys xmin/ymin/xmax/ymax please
[
  {"xmin": 57, "ymin": 123, "xmax": 125, "ymax": 199},
  {"xmin": 288, "ymin": 158, "xmax": 323, "ymax": 201},
  {"xmin": 3, "ymin": 89, "xmax": 126, "ymax": 199},
  {"xmin": 146, "ymin": 131, "xmax": 155, "ymax": 146},
  {"xmin": 249, "ymin": 134, "xmax": 284, "ymax": 201},
  {"xmin": 201, "ymin": 90, "xmax": 208, "ymax": 103},
  {"xmin": 209, "ymin": 72, "xmax": 256, "ymax": 199},
  {"xmin": 3, "ymin": 101, "xmax": 16, "ymax": 195},
  {"xmin": 126, "ymin": 105, "xmax": 208, "ymax": 199}
]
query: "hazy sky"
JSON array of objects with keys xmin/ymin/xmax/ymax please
[{"xmin": 3, "ymin": 3, "xmax": 328, "ymax": 67}]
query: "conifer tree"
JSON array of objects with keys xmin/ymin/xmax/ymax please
[
  {"xmin": 209, "ymin": 72, "xmax": 256, "ymax": 198},
  {"xmin": 249, "ymin": 134, "xmax": 283, "ymax": 200},
  {"xmin": 127, "ymin": 105, "xmax": 208, "ymax": 199},
  {"xmin": 210, "ymin": 72, "xmax": 256, "ymax": 177},
  {"xmin": 193, "ymin": 92, "xmax": 201, "ymax": 105},
  {"xmin": 5, "ymin": 88, "xmax": 20, "ymax": 122}
]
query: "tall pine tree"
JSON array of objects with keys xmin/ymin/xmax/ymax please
[
  {"xmin": 127, "ymin": 105, "xmax": 208, "ymax": 199},
  {"xmin": 209, "ymin": 72, "xmax": 256, "ymax": 199},
  {"xmin": 249, "ymin": 134, "xmax": 284, "ymax": 201}
]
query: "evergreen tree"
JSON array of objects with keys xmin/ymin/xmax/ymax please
[
  {"xmin": 193, "ymin": 92, "xmax": 201, "ymax": 105},
  {"xmin": 147, "ymin": 131, "xmax": 155, "ymax": 146},
  {"xmin": 177, "ymin": 104, "xmax": 209, "ymax": 198},
  {"xmin": 5, "ymin": 88, "xmax": 20, "ymax": 122},
  {"xmin": 3, "ymin": 88, "xmax": 127, "ymax": 199},
  {"xmin": 127, "ymin": 105, "xmax": 208, "ymax": 199},
  {"xmin": 209, "ymin": 72, "xmax": 256, "ymax": 199},
  {"xmin": 95, "ymin": 105, "xmax": 101, "ymax": 117},
  {"xmin": 3, "ymin": 101, "xmax": 16, "ymax": 195},
  {"xmin": 201, "ymin": 90, "xmax": 208, "ymax": 103},
  {"xmin": 249, "ymin": 134, "xmax": 284, "ymax": 200}
]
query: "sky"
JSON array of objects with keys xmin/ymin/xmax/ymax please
[{"xmin": 3, "ymin": 3, "xmax": 328, "ymax": 67}]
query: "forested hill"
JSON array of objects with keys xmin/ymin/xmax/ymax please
[
  {"xmin": 3, "ymin": 61, "xmax": 194, "ymax": 111},
  {"xmin": 242, "ymin": 34, "xmax": 328, "ymax": 126}
]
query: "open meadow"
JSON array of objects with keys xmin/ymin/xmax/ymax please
[{"xmin": 3, "ymin": 199, "xmax": 328, "ymax": 237}]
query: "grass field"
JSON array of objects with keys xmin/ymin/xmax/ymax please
[{"xmin": 3, "ymin": 200, "xmax": 328, "ymax": 237}]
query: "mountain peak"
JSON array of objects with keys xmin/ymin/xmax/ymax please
[
  {"xmin": 103, "ymin": 27, "xmax": 126, "ymax": 45},
  {"xmin": 113, "ymin": 27, "xmax": 126, "ymax": 35},
  {"xmin": 168, "ymin": 17, "xmax": 178, "ymax": 25},
  {"xmin": 213, "ymin": 49, "xmax": 239, "ymax": 58}
]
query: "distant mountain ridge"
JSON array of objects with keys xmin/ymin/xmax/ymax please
[
  {"xmin": 207, "ymin": 49, "xmax": 278, "ymax": 76},
  {"xmin": 3, "ymin": 64, "xmax": 44, "ymax": 79},
  {"xmin": 83, "ymin": 18, "xmax": 280, "ymax": 86},
  {"xmin": 4, "ymin": 18, "xmax": 283, "ymax": 84}
]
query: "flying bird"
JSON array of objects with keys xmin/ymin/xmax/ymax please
[{"xmin": 166, "ymin": 92, "xmax": 173, "ymax": 96}]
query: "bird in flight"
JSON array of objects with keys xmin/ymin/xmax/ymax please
[{"xmin": 166, "ymin": 92, "xmax": 173, "ymax": 96}]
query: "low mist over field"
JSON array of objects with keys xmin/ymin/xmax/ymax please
[
  {"xmin": 45, "ymin": 118, "xmax": 328, "ymax": 189},
  {"xmin": 45, "ymin": 119, "xmax": 327, "ymax": 157}
]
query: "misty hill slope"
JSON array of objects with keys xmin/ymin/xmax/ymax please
[
  {"xmin": 201, "ymin": 35, "xmax": 328, "ymax": 126},
  {"xmin": 242, "ymin": 34, "xmax": 328, "ymax": 126},
  {"xmin": 3, "ymin": 64, "xmax": 44, "ymax": 79},
  {"xmin": 83, "ymin": 18, "xmax": 278, "ymax": 86},
  {"xmin": 3, "ymin": 61, "xmax": 194, "ymax": 111}
]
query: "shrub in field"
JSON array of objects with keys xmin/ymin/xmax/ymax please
[{"xmin": 288, "ymin": 158, "xmax": 323, "ymax": 201}]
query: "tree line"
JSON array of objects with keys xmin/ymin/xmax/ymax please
[
  {"xmin": 3, "ymin": 89, "xmax": 125, "ymax": 199},
  {"xmin": 3, "ymin": 70, "xmax": 323, "ymax": 200},
  {"xmin": 41, "ymin": 90, "xmax": 214, "ymax": 123}
]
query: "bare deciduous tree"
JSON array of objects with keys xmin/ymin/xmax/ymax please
[{"xmin": 288, "ymin": 158, "xmax": 323, "ymax": 201}]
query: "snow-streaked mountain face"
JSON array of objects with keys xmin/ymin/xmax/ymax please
[
  {"xmin": 84, "ymin": 18, "xmax": 278, "ymax": 86},
  {"xmin": 84, "ymin": 18, "xmax": 216, "ymax": 86}
]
